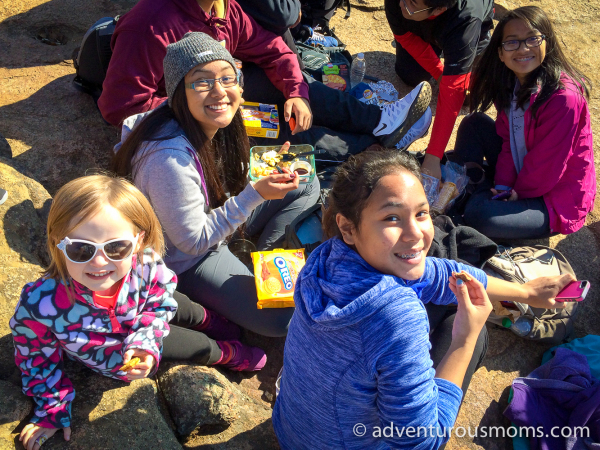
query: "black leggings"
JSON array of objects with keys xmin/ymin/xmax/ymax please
[
  {"xmin": 162, "ymin": 291, "xmax": 221, "ymax": 366},
  {"xmin": 426, "ymin": 302, "xmax": 488, "ymax": 394},
  {"xmin": 426, "ymin": 302, "xmax": 488, "ymax": 450}
]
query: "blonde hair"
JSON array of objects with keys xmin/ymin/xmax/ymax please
[{"xmin": 45, "ymin": 175, "xmax": 165, "ymax": 295}]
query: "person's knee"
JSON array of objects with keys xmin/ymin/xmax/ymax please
[
  {"xmin": 473, "ymin": 325, "xmax": 488, "ymax": 369},
  {"xmin": 247, "ymin": 311, "xmax": 293, "ymax": 337},
  {"xmin": 394, "ymin": 51, "xmax": 429, "ymax": 86},
  {"xmin": 394, "ymin": 62, "xmax": 428, "ymax": 87},
  {"xmin": 460, "ymin": 112, "xmax": 492, "ymax": 134},
  {"xmin": 463, "ymin": 196, "xmax": 498, "ymax": 233}
]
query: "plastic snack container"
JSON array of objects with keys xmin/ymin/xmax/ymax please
[{"xmin": 249, "ymin": 144, "xmax": 316, "ymax": 184}]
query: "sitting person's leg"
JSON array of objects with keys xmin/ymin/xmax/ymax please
[
  {"xmin": 453, "ymin": 112, "xmax": 550, "ymax": 240},
  {"xmin": 453, "ymin": 112, "xmax": 503, "ymax": 181},
  {"xmin": 277, "ymin": 125, "xmax": 379, "ymax": 161},
  {"xmin": 245, "ymin": 175, "xmax": 320, "ymax": 249},
  {"xmin": 169, "ymin": 291, "xmax": 241, "ymax": 341},
  {"xmin": 395, "ymin": 42, "xmax": 441, "ymax": 87},
  {"xmin": 425, "ymin": 306, "xmax": 488, "ymax": 449},
  {"xmin": 429, "ymin": 309, "xmax": 488, "ymax": 395},
  {"xmin": 424, "ymin": 302, "xmax": 449, "ymax": 333},
  {"xmin": 242, "ymin": 63, "xmax": 431, "ymax": 151},
  {"xmin": 463, "ymin": 186, "xmax": 551, "ymax": 241},
  {"xmin": 163, "ymin": 291, "xmax": 266, "ymax": 370},
  {"xmin": 177, "ymin": 245, "xmax": 296, "ymax": 337},
  {"xmin": 177, "ymin": 180, "xmax": 318, "ymax": 337}
]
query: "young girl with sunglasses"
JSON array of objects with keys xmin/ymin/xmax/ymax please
[
  {"xmin": 454, "ymin": 6, "xmax": 595, "ymax": 241},
  {"xmin": 11, "ymin": 175, "xmax": 265, "ymax": 450},
  {"xmin": 272, "ymin": 150, "xmax": 573, "ymax": 449}
]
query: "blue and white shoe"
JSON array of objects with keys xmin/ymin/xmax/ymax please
[
  {"xmin": 374, "ymin": 81, "xmax": 432, "ymax": 148},
  {"xmin": 395, "ymin": 106, "xmax": 432, "ymax": 151},
  {"xmin": 304, "ymin": 27, "xmax": 338, "ymax": 47}
]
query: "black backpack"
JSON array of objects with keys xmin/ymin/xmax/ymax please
[{"xmin": 72, "ymin": 16, "xmax": 118, "ymax": 101}]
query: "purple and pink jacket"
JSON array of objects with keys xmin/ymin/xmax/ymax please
[
  {"xmin": 9, "ymin": 249, "xmax": 178, "ymax": 429},
  {"xmin": 494, "ymin": 76, "xmax": 596, "ymax": 235},
  {"xmin": 97, "ymin": 0, "xmax": 308, "ymax": 126}
]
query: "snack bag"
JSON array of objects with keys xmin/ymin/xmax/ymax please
[
  {"xmin": 252, "ymin": 249, "xmax": 305, "ymax": 309},
  {"xmin": 322, "ymin": 63, "xmax": 350, "ymax": 92}
]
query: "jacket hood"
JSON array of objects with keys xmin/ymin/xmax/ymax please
[
  {"xmin": 113, "ymin": 105, "xmax": 188, "ymax": 156},
  {"xmin": 295, "ymin": 238, "xmax": 429, "ymax": 330}
]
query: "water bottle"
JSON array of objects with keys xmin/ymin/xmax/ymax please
[
  {"xmin": 350, "ymin": 53, "xmax": 366, "ymax": 89},
  {"xmin": 509, "ymin": 317, "xmax": 533, "ymax": 337}
]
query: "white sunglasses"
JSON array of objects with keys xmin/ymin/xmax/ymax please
[{"xmin": 57, "ymin": 235, "xmax": 140, "ymax": 264}]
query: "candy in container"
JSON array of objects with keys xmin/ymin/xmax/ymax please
[{"xmin": 252, "ymin": 249, "xmax": 306, "ymax": 309}]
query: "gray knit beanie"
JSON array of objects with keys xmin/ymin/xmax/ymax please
[{"xmin": 163, "ymin": 32, "xmax": 238, "ymax": 106}]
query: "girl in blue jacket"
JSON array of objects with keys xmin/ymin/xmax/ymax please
[{"xmin": 273, "ymin": 150, "xmax": 574, "ymax": 449}]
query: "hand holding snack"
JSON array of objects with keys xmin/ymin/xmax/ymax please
[
  {"xmin": 121, "ymin": 349, "xmax": 155, "ymax": 381},
  {"xmin": 119, "ymin": 357, "xmax": 140, "ymax": 372},
  {"xmin": 254, "ymin": 171, "xmax": 299, "ymax": 199},
  {"xmin": 448, "ymin": 271, "xmax": 493, "ymax": 344}
]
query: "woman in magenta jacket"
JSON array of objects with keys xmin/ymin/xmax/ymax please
[{"xmin": 453, "ymin": 6, "xmax": 594, "ymax": 241}]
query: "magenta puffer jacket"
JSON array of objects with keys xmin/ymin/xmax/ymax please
[{"xmin": 495, "ymin": 75, "xmax": 596, "ymax": 235}]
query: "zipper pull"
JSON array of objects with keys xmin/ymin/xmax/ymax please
[{"xmin": 108, "ymin": 308, "xmax": 122, "ymax": 332}]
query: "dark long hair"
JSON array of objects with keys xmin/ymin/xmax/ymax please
[
  {"xmin": 322, "ymin": 150, "xmax": 422, "ymax": 240},
  {"xmin": 469, "ymin": 6, "xmax": 591, "ymax": 118},
  {"xmin": 111, "ymin": 81, "xmax": 249, "ymax": 208}
]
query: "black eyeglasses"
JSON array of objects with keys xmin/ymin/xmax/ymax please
[
  {"xmin": 501, "ymin": 35, "xmax": 545, "ymax": 52},
  {"xmin": 57, "ymin": 236, "xmax": 139, "ymax": 263},
  {"xmin": 185, "ymin": 75, "xmax": 239, "ymax": 92},
  {"xmin": 400, "ymin": 0, "xmax": 434, "ymax": 15}
]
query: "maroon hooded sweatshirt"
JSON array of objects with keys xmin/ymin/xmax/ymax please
[{"xmin": 98, "ymin": 0, "xmax": 309, "ymax": 126}]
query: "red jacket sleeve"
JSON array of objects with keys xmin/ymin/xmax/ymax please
[
  {"xmin": 426, "ymin": 73, "xmax": 470, "ymax": 159},
  {"xmin": 395, "ymin": 32, "xmax": 443, "ymax": 80},
  {"xmin": 493, "ymin": 110, "xmax": 518, "ymax": 188},
  {"xmin": 509, "ymin": 91, "xmax": 583, "ymax": 199},
  {"xmin": 232, "ymin": 7, "xmax": 308, "ymax": 100},
  {"xmin": 98, "ymin": 28, "xmax": 169, "ymax": 126}
]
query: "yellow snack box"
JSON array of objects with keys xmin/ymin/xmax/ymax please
[
  {"xmin": 241, "ymin": 102, "xmax": 280, "ymax": 139},
  {"xmin": 251, "ymin": 249, "xmax": 306, "ymax": 309}
]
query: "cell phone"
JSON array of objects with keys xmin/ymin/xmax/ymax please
[
  {"xmin": 555, "ymin": 280, "xmax": 590, "ymax": 302},
  {"xmin": 492, "ymin": 189, "xmax": 513, "ymax": 200}
]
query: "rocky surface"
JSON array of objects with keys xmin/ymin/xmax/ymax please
[
  {"xmin": 159, "ymin": 364, "xmax": 240, "ymax": 436},
  {"xmin": 0, "ymin": 0, "xmax": 599, "ymax": 448},
  {"xmin": 0, "ymin": 157, "xmax": 51, "ymax": 391},
  {"xmin": 0, "ymin": 380, "xmax": 32, "ymax": 449}
]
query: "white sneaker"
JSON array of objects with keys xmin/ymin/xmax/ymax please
[
  {"xmin": 0, "ymin": 188, "xmax": 7, "ymax": 205},
  {"xmin": 395, "ymin": 107, "xmax": 432, "ymax": 151},
  {"xmin": 373, "ymin": 81, "xmax": 432, "ymax": 148}
]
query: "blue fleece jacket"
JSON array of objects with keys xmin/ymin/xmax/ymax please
[{"xmin": 272, "ymin": 238, "xmax": 487, "ymax": 449}]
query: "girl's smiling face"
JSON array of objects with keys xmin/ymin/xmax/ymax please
[
  {"xmin": 64, "ymin": 204, "xmax": 141, "ymax": 295},
  {"xmin": 184, "ymin": 60, "xmax": 242, "ymax": 139},
  {"xmin": 337, "ymin": 171, "xmax": 434, "ymax": 280},
  {"xmin": 499, "ymin": 18, "xmax": 547, "ymax": 84}
]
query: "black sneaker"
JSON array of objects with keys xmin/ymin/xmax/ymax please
[{"xmin": 0, "ymin": 188, "xmax": 7, "ymax": 205}]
